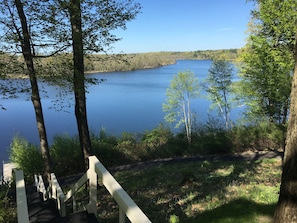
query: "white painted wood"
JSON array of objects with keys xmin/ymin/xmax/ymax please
[
  {"xmin": 50, "ymin": 173, "xmax": 66, "ymax": 217},
  {"xmin": 64, "ymin": 172, "xmax": 88, "ymax": 203},
  {"xmin": 15, "ymin": 170, "xmax": 29, "ymax": 223},
  {"xmin": 119, "ymin": 208, "xmax": 126, "ymax": 223},
  {"xmin": 87, "ymin": 165, "xmax": 97, "ymax": 214},
  {"xmin": 90, "ymin": 156, "xmax": 151, "ymax": 223},
  {"xmin": 35, "ymin": 175, "xmax": 47, "ymax": 201},
  {"xmin": 3, "ymin": 162, "xmax": 16, "ymax": 182}
]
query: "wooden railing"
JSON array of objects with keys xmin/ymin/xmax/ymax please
[
  {"xmin": 34, "ymin": 174, "xmax": 47, "ymax": 201},
  {"xmin": 15, "ymin": 170, "xmax": 29, "ymax": 223},
  {"xmin": 35, "ymin": 155, "xmax": 152, "ymax": 223}
]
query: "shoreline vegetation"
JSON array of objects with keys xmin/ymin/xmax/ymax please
[{"xmin": 1, "ymin": 49, "xmax": 240, "ymax": 79}]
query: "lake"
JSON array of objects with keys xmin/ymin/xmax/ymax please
[{"xmin": 0, "ymin": 60, "xmax": 242, "ymax": 161}]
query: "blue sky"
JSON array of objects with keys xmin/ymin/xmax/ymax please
[{"xmin": 112, "ymin": 0, "xmax": 255, "ymax": 53}]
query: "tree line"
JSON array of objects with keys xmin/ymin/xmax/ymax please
[{"xmin": 0, "ymin": 49, "xmax": 240, "ymax": 78}]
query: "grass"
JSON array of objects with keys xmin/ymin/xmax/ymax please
[{"xmin": 94, "ymin": 157, "xmax": 282, "ymax": 223}]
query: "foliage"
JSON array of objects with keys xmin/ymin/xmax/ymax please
[
  {"xmin": 163, "ymin": 71, "xmax": 200, "ymax": 143},
  {"xmin": 0, "ymin": 49, "xmax": 241, "ymax": 79},
  {"xmin": 91, "ymin": 129, "xmax": 129, "ymax": 167},
  {"xmin": 192, "ymin": 117, "xmax": 232, "ymax": 154},
  {"xmin": 204, "ymin": 59, "xmax": 235, "ymax": 129},
  {"xmin": 141, "ymin": 124, "xmax": 185, "ymax": 158},
  {"xmin": 238, "ymin": 0, "xmax": 296, "ymax": 125},
  {"xmin": 142, "ymin": 124, "xmax": 172, "ymax": 151},
  {"xmin": 1, "ymin": 0, "xmax": 54, "ymax": 180},
  {"xmin": 50, "ymin": 134, "xmax": 84, "ymax": 176},
  {"xmin": 9, "ymin": 136, "xmax": 43, "ymax": 182},
  {"xmin": 230, "ymin": 122, "xmax": 285, "ymax": 152},
  {"xmin": 0, "ymin": 184, "xmax": 17, "ymax": 223},
  {"xmin": 8, "ymin": 120, "xmax": 285, "ymax": 178}
]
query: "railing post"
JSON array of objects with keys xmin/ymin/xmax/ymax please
[
  {"xmin": 119, "ymin": 208, "xmax": 125, "ymax": 223},
  {"xmin": 50, "ymin": 173, "xmax": 66, "ymax": 217},
  {"xmin": 15, "ymin": 170, "xmax": 29, "ymax": 223},
  {"xmin": 87, "ymin": 156, "xmax": 98, "ymax": 214},
  {"xmin": 73, "ymin": 194, "xmax": 77, "ymax": 213}
]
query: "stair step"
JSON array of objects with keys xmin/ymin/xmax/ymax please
[
  {"xmin": 58, "ymin": 211, "xmax": 98, "ymax": 223},
  {"xmin": 26, "ymin": 187, "xmax": 98, "ymax": 223},
  {"xmin": 28, "ymin": 197, "xmax": 60, "ymax": 223}
]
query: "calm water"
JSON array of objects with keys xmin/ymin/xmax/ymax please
[{"xmin": 0, "ymin": 60, "xmax": 242, "ymax": 161}]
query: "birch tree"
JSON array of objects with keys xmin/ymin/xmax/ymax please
[
  {"xmin": 205, "ymin": 59, "xmax": 234, "ymax": 129},
  {"xmin": 163, "ymin": 71, "xmax": 200, "ymax": 143}
]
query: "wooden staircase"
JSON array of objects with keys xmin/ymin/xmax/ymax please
[
  {"xmin": 26, "ymin": 186, "xmax": 98, "ymax": 223},
  {"xmin": 15, "ymin": 156, "xmax": 151, "ymax": 223}
]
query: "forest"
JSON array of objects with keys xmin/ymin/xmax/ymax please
[{"xmin": 0, "ymin": 49, "xmax": 239, "ymax": 78}]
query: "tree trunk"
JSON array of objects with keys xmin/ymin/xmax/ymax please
[
  {"xmin": 15, "ymin": 0, "xmax": 52, "ymax": 182},
  {"xmin": 69, "ymin": 0, "xmax": 92, "ymax": 170},
  {"xmin": 274, "ymin": 33, "xmax": 297, "ymax": 223}
]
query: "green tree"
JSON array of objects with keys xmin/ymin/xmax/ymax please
[
  {"xmin": 66, "ymin": 0, "xmax": 92, "ymax": 168},
  {"xmin": 163, "ymin": 71, "xmax": 200, "ymax": 143},
  {"xmin": 205, "ymin": 59, "xmax": 234, "ymax": 129},
  {"xmin": 238, "ymin": 0, "xmax": 295, "ymax": 125},
  {"xmin": 0, "ymin": 0, "xmax": 52, "ymax": 181},
  {"xmin": 0, "ymin": 0, "xmax": 141, "ymax": 170},
  {"xmin": 274, "ymin": 29, "xmax": 297, "ymax": 223},
  {"xmin": 56, "ymin": 0, "xmax": 141, "ymax": 168}
]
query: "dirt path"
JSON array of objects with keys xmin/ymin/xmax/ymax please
[
  {"xmin": 58, "ymin": 151, "xmax": 283, "ymax": 186},
  {"xmin": 110, "ymin": 150, "xmax": 283, "ymax": 173}
]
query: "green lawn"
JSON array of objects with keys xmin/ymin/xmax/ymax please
[{"xmin": 95, "ymin": 157, "xmax": 282, "ymax": 223}]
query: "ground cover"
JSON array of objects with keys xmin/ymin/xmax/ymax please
[{"xmin": 94, "ymin": 155, "xmax": 282, "ymax": 223}]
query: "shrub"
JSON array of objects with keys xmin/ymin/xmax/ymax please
[
  {"xmin": 91, "ymin": 129, "xmax": 132, "ymax": 167},
  {"xmin": 116, "ymin": 132, "xmax": 144, "ymax": 161},
  {"xmin": 0, "ymin": 184, "xmax": 17, "ymax": 223},
  {"xmin": 50, "ymin": 134, "xmax": 84, "ymax": 176},
  {"xmin": 9, "ymin": 136, "xmax": 43, "ymax": 181},
  {"xmin": 141, "ymin": 124, "xmax": 177, "ymax": 158},
  {"xmin": 230, "ymin": 121, "xmax": 285, "ymax": 152},
  {"xmin": 192, "ymin": 117, "xmax": 232, "ymax": 155}
]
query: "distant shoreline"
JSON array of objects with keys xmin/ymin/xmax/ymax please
[{"xmin": 3, "ymin": 49, "xmax": 239, "ymax": 79}]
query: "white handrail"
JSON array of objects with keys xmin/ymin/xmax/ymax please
[
  {"xmin": 15, "ymin": 170, "xmax": 29, "ymax": 223},
  {"xmin": 32, "ymin": 156, "xmax": 151, "ymax": 223},
  {"xmin": 64, "ymin": 171, "xmax": 88, "ymax": 203},
  {"xmin": 89, "ymin": 156, "xmax": 151, "ymax": 223},
  {"xmin": 34, "ymin": 174, "xmax": 47, "ymax": 201},
  {"xmin": 64, "ymin": 171, "xmax": 89, "ymax": 213},
  {"xmin": 50, "ymin": 173, "xmax": 66, "ymax": 217}
]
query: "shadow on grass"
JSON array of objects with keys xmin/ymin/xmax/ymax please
[
  {"xmin": 93, "ymin": 155, "xmax": 281, "ymax": 223},
  {"xmin": 187, "ymin": 198, "xmax": 275, "ymax": 223}
]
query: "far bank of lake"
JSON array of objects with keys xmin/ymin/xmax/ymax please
[{"xmin": 0, "ymin": 60, "xmax": 242, "ymax": 161}]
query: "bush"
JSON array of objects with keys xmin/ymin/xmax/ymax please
[
  {"xmin": 230, "ymin": 121, "xmax": 285, "ymax": 152},
  {"xmin": 50, "ymin": 134, "xmax": 84, "ymax": 176},
  {"xmin": 141, "ymin": 124, "xmax": 180, "ymax": 158},
  {"xmin": 192, "ymin": 117, "xmax": 232, "ymax": 155},
  {"xmin": 9, "ymin": 136, "xmax": 43, "ymax": 182},
  {"xmin": 0, "ymin": 184, "xmax": 17, "ymax": 223},
  {"xmin": 116, "ymin": 132, "xmax": 144, "ymax": 161},
  {"xmin": 91, "ymin": 129, "xmax": 133, "ymax": 167}
]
